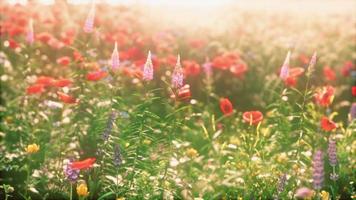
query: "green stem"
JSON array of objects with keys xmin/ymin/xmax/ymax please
[{"xmin": 70, "ymin": 183, "xmax": 73, "ymax": 200}]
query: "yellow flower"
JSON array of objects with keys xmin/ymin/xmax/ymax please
[
  {"xmin": 116, "ymin": 198, "xmax": 125, "ymax": 200},
  {"xmin": 186, "ymin": 148, "xmax": 198, "ymax": 158},
  {"xmin": 143, "ymin": 139, "xmax": 151, "ymax": 145},
  {"xmin": 25, "ymin": 144, "xmax": 40, "ymax": 154},
  {"xmin": 320, "ymin": 191, "xmax": 329, "ymax": 200},
  {"xmin": 76, "ymin": 183, "xmax": 89, "ymax": 197}
]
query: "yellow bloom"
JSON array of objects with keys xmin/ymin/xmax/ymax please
[
  {"xmin": 186, "ymin": 148, "xmax": 198, "ymax": 158},
  {"xmin": 25, "ymin": 144, "xmax": 40, "ymax": 154},
  {"xmin": 76, "ymin": 183, "xmax": 89, "ymax": 197},
  {"xmin": 320, "ymin": 191, "xmax": 329, "ymax": 200},
  {"xmin": 116, "ymin": 198, "xmax": 125, "ymax": 200},
  {"xmin": 143, "ymin": 139, "xmax": 151, "ymax": 145}
]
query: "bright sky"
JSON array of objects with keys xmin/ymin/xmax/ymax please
[{"xmin": 5, "ymin": 0, "xmax": 356, "ymax": 14}]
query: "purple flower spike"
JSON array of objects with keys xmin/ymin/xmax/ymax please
[
  {"xmin": 203, "ymin": 60, "xmax": 212, "ymax": 77},
  {"xmin": 312, "ymin": 150, "xmax": 324, "ymax": 190},
  {"xmin": 172, "ymin": 54, "xmax": 184, "ymax": 88},
  {"xmin": 111, "ymin": 42, "xmax": 120, "ymax": 70},
  {"xmin": 83, "ymin": 1, "xmax": 96, "ymax": 33},
  {"xmin": 279, "ymin": 51, "xmax": 291, "ymax": 80},
  {"xmin": 143, "ymin": 51, "xmax": 154, "ymax": 81},
  {"xmin": 26, "ymin": 19, "xmax": 34, "ymax": 44},
  {"xmin": 102, "ymin": 111, "xmax": 118, "ymax": 141},
  {"xmin": 113, "ymin": 144, "xmax": 122, "ymax": 166},
  {"xmin": 350, "ymin": 103, "xmax": 356, "ymax": 121},
  {"xmin": 307, "ymin": 52, "xmax": 317, "ymax": 74},
  {"xmin": 327, "ymin": 139, "xmax": 337, "ymax": 167},
  {"xmin": 64, "ymin": 160, "xmax": 80, "ymax": 182}
]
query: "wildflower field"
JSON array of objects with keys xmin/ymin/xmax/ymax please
[{"xmin": 0, "ymin": 0, "xmax": 355, "ymax": 199}]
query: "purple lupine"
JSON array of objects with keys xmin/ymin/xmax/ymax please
[
  {"xmin": 102, "ymin": 111, "xmax": 118, "ymax": 141},
  {"xmin": 64, "ymin": 160, "xmax": 80, "ymax": 182},
  {"xmin": 113, "ymin": 144, "xmax": 122, "ymax": 166},
  {"xmin": 307, "ymin": 52, "xmax": 317, "ymax": 75},
  {"xmin": 274, "ymin": 173, "xmax": 287, "ymax": 200},
  {"xmin": 279, "ymin": 51, "xmax": 291, "ymax": 80},
  {"xmin": 312, "ymin": 150, "xmax": 324, "ymax": 190},
  {"xmin": 203, "ymin": 60, "xmax": 212, "ymax": 77},
  {"xmin": 143, "ymin": 51, "xmax": 154, "ymax": 81},
  {"xmin": 328, "ymin": 139, "xmax": 337, "ymax": 166},
  {"xmin": 111, "ymin": 42, "xmax": 120, "ymax": 70},
  {"xmin": 350, "ymin": 103, "xmax": 356, "ymax": 121},
  {"xmin": 26, "ymin": 19, "xmax": 34, "ymax": 44},
  {"xmin": 328, "ymin": 139, "xmax": 339, "ymax": 181},
  {"xmin": 83, "ymin": 1, "xmax": 96, "ymax": 33},
  {"xmin": 172, "ymin": 54, "xmax": 184, "ymax": 88}
]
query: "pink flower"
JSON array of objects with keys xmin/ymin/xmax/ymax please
[
  {"xmin": 143, "ymin": 51, "xmax": 154, "ymax": 81},
  {"xmin": 280, "ymin": 51, "xmax": 291, "ymax": 80},
  {"xmin": 26, "ymin": 19, "xmax": 34, "ymax": 44},
  {"xmin": 172, "ymin": 54, "xmax": 184, "ymax": 88},
  {"xmin": 83, "ymin": 2, "xmax": 95, "ymax": 33},
  {"xmin": 111, "ymin": 42, "xmax": 120, "ymax": 70},
  {"xmin": 295, "ymin": 187, "xmax": 314, "ymax": 199}
]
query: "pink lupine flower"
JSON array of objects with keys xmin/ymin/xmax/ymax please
[
  {"xmin": 295, "ymin": 187, "xmax": 314, "ymax": 199},
  {"xmin": 83, "ymin": 1, "xmax": 96, "ymax": 33},
  {"xmin": 111, "ymin": 42, "xmax": 120, "ymax": 70},
  {"xmin": 26, "ymin": 19, "xmax": 34, "ymax": 44},
  {"xmin": 312, "ymin": 150, "xmax": 324, "ymax": 190},
  {"xmin": 328, "ymin": 139, "xmax": 337, "ymax": 167},
  {"xmin": 307, "ymin": 52, "xmax": 317, "ymax": 75},
  {"xmin": 280, "ymin": 51, "xmax": 291, "ymax": 80},
  {"xmin": 143, "ymin": 51, "xmax": 154, "ymax": 81},
  {"xmin": 172, "ymin": 54, "xmax": 184, "ymax": 88}
]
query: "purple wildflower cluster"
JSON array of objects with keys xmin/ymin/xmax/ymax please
[
  {"xmin": 328, "ymin": 139, "xmax": 339, "ymax": 181},
  {"xmin": 279, "ymin": 51, "xmax": 291, "ymax": 80},
  {"xmin": 26, "ymin": 19, "xmax": 34, "ymax": 44},
  {"xmin": 143, "ymin": 51, "xmax": 154, "ymax": 81},
  {"xmin": 312, "ymin": 150, "xmax": 324, "ymax": 190},
  {"xmin": 64, "ymin": 160, "xmax": 80, "ymax": 182},
  {"xmin": 83, "ymin": 2, "xmax": 95, "ymax": 33},
  {"xmin": 102, "ymin": 111, "xmax": 119, "ymax": 141},
  {"xmin": 172, "ymin": 54, "xmax": 184, "ymax": 88},
  {"xmin": 111, "ymin": 42, "xmax": 120, "ymax": 70},
  {"xmin": 113, "ymin": 144, "xmax": 122, "ymax": 166}
]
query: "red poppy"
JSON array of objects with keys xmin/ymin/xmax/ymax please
[
  {"xmin": 315, "ymin": 86, "xmax": 335, "ymax": 107},
  {"xmin": 341, "ymin": 61, "xmax": 354, "ymax": 77},
  {"xmin": 86, "ymin": 70, "xmax": 108, "ymax": 81},
  {"xmin": 36, "ymin": 32, "xmax": 53, "ymax": 43},
  {"xmin": 73, "ymin": 51, "xmax": 84, "ymax": 62},
  {"xmin": 54, "ymin": 78, "xmax": 72, "ymax": 87},
  {"xmin": 289, "ymin": 67, "xmax": 305, "ymax": 77},
  {"xmin": 299, "ymin": 54, "xmax": 309, "ymax": 65},
  {"xmin": 220, "ymin": 98, "xmax": 233, "ymax": 116},
  {"xmin": 189, "ymin": 39, "xmax": 206, "ymax": 49},
  {"xmin": 8, "ymin": 39, "xmax": 19, "ymax": 49},
  {"xmin": 8, "ymin": 26, "xmax": 25, "ymax": 37},
  {"xmin": 284, "ymin": 67, "xmax": 304, "ymax": 87},
  {"xmin": 230, "ymin": 63, "xmax": 248, "ymax": 77},
  {"xmin": 183, "ymin": 60, "xmax": 201, "ymax": 76},
  {"xmin": 36, "ymin": 76, "xmax": 55, "ymax": 87},
  {"xmin": 57, "ymin": 92, "xmax": 77, "ymax": 104},
  {"xmin": 212, "ymin": 54, "xmax": 235, "ymax": 70},
  {"xmin": 57, "ymin": 56, "xmax": 71, "ymax": 66},
  {"xmin": 320, "ymin": 116, "xmax": 337, "ymax": 131},
  {"xmin": 243, "ymin": 111, "xmax": 263, "ymax": 125},
  {"xmin": 284, "ymin": 76, "xmax": 297, "ymax": 87},
  {"xmin": 323, "ymin": 66, "xmax": 336, "ymax": 81},
  {"xmin": 177, "ymin": 84, "xmax": 191, "ymax": 101},
  {"xmin": 26, "ymin": 84, "xmax": 45, "ymax": 95},
  {"xmin": 352, "ymin": 86, "xmax": 356, "ymax": 97},
  {"xmin": 70, "ymin": 157, "xmax": 96, "ymax": 170}
]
